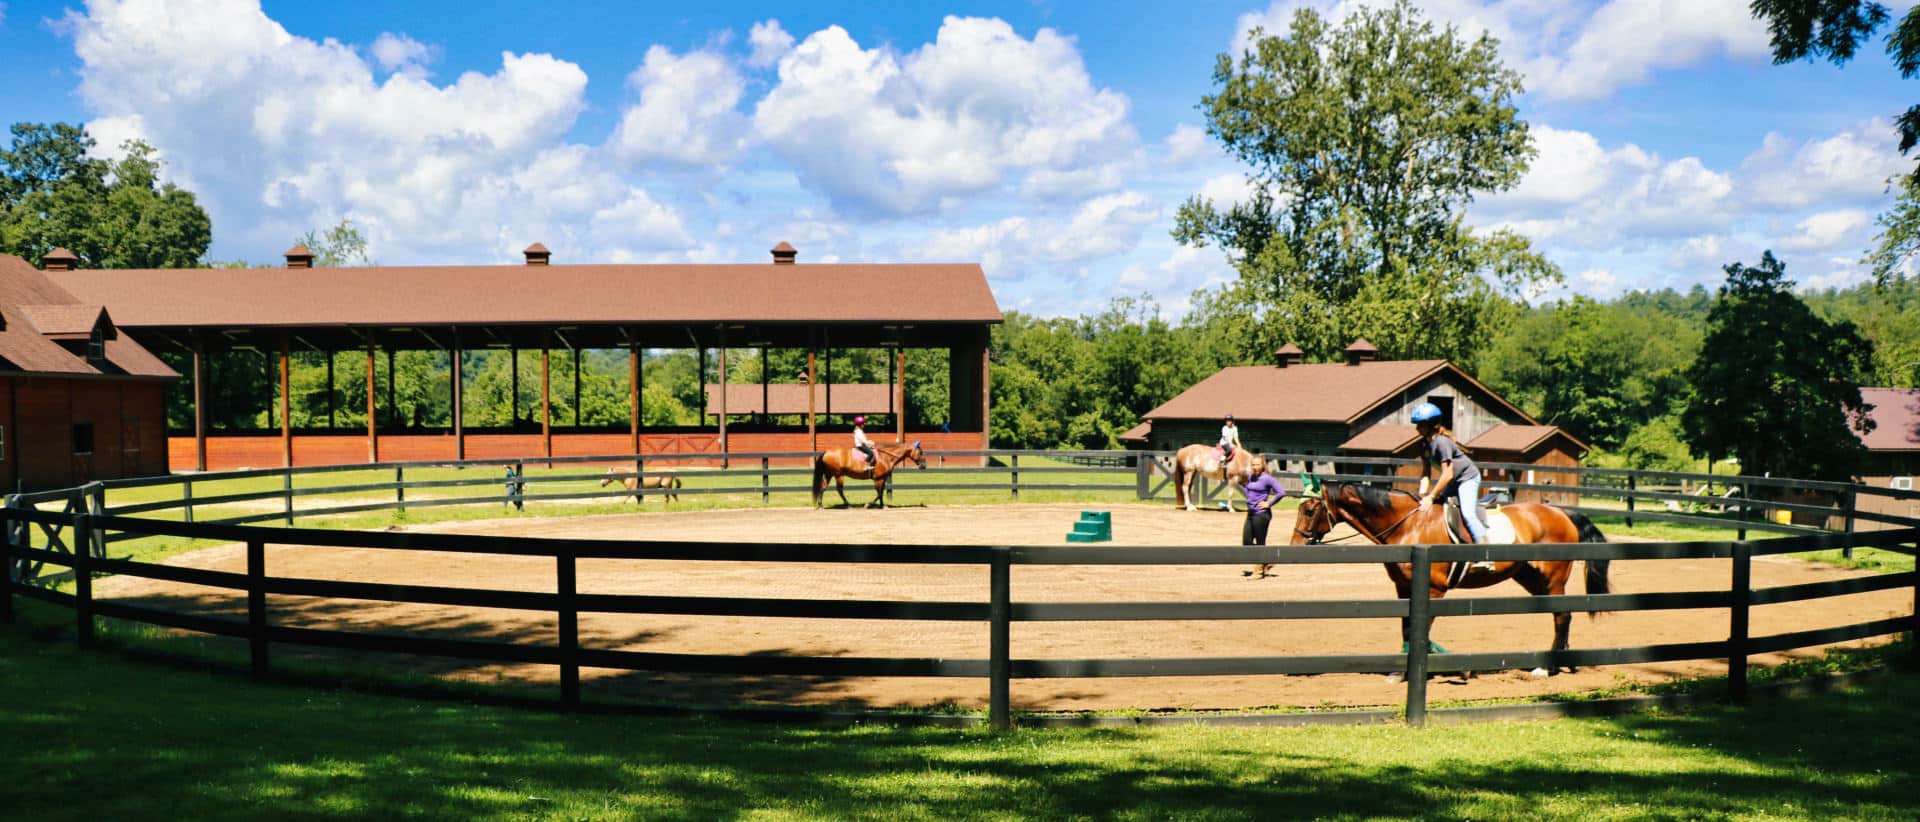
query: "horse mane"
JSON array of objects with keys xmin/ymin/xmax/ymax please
[{"xmin": 1335, "ymin": 481, "xmax": 1415, "ymax": 510}]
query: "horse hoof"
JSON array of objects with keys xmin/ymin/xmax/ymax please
[
  {"xmin": 1528, "ymin": 667, "xmax": 1550, "ymax": 679},
  {"xmin": 1384, "ymin": 672, "xmax": 1405, "ymax": 685}
]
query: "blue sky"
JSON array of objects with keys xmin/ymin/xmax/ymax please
[{"xmin": 1, "ymin": 0, "xmax": 1915, "ymax": 315}]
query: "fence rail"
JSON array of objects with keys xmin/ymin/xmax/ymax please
[{"xmin": 5, "ymin": 449, "xmax": 1920, "ymax": 729}]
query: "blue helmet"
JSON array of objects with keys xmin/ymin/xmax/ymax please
[{"xmin": 1410, "ymin": 402, "xmax": 1443, "ymax": 424}]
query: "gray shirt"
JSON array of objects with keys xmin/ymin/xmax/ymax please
[{"xmin": 1426, "ymin": 434, "xmax": 1479, "ymax": 494}]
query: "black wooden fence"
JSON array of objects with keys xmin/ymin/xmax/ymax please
[{"xmin": 5, "ymin": 450, "xmax": 1920, "ymax": 729}]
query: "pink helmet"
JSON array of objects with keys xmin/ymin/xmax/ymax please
[{"xmin": 853, "ymin": 416, "xmax": 867, "ymax": 425}]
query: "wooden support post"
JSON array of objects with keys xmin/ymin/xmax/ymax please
[
  {"xmin": 572, "ymin": 348, "xmax": 581, "ymax": 427},
  {"xmin": 557, "ymin": 544, "xmax": 580, "ymax": 708},
  {"xmin": 326, "ymin": 350, "xmax": 335, "ymax": 429},
  {"xmin": 1405, "ymin": 545, "xmax": 1433, "ymax": 727},
  {"xmin": 192, "ymin": 337, "xmax": 208, "ymax": 472},
  {"xmin": 263, "ymin": 349, "xmax": 274, "ymax": 430},
  {"xmin": 718, "ymin": 342, "xmax": 728, "ymax": 469},
  {"xmin": 989, "ymin": 546, "xmax": 1011, "ymax": 732},
  {"xmin": 280, "ymin": 337, "xmax": 292, "ymax": 468},
  {"xmin": 366, "ymin": 344, "xmax": 378, "ymax": 463},
  {"xmin": 511, "ymin": 345, "xmax": 520, "ymax": 422},
  {"xmin": 1730, "ymin": 540, "xmax": 1752, "ymax": 703},
  {"xmin": 807, "ymin": 349, "xmax": 817, "ymax": 454},
  {"xmin": 386, "ymin": 348, "xmax": 396, "ymax": 429},
  {"xmin": 698, "ymin": 345, "xmax": 707, "ymax": 421},
  {"xmin": 541, "ymin": 347, "xmax": 551, "ymax": 463},
  {"xmin": 761, "ymin": 346, "xmax": 770, "ymax": 427},
  {"xmin": 74, "ymin": 514, "xmax": 93, "ymax": 648},
  {"xmin": 896, "ymin": 349, "xmax": 906, "ymax": 443},
  {"xmin": 451, "ymin": 333, "xmax": 465, "ymax": 461},
  {"xmin": 629, "ymin": 343, "xmax": 641, "ymax": 455},
  {"xmin": 1626, "ymin": 471, "xmax": 1637, "ymax": 529},
  {"xmin": 248, "ymin": 538, "xmax": 268, "ymax": 679}
]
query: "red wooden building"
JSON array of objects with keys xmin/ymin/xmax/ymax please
[
  {"xmin": 49, "ymin": 242, "xmax": 1000, "ymax": 470},
  {"xmin": 1, "ymin": 252, "xmax": 175, "ymax": 490}
]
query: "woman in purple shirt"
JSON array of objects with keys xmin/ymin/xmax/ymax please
[{"xmin": 1241, "ymin": 455, "xmax": 1285, "ymax": 546}]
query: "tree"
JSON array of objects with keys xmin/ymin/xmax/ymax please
[
  {"xmin": 0, "ymin": 122, "xmax": 211, "ymax": 268},
  {"xmin": 1751, "ymin": 2, "xmax": 1920, "ymax": 180},
  {"xmin": 297, "ymin": 218, "xmax": 370, "ymax": 267},
  {"xmin": 1174, "ymin": 0, "xmax": 1558, "ymax": 369},
  {"xmin": 1680, "ymin": 251, "xmax": 1877, "ymax": 480},
  {"xmin": 1480, "ymin": 297, "xmax": 1700, "ymax": 450},
  {"xmin": 1864, "ymin": 173, "xmax": 1920, "ymax": 286}
]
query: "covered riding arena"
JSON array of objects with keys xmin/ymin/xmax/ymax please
[
  {"xmin": 46, "ymin": 242, "xmax": 996, "ymax": 471},
  {"xmin": 89, "ymin": 502, "xmax": 1911, "ymax": 713}
]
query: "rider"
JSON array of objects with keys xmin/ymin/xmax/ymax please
[
  {"xmin": 1219, "ymin": 414, "xmax": 1241, "ymax": 461},
  {"xmin": 1241, "ymin": 455, "xmax": 1283, "ymax": 547},
  {"xmin": 1412, "ymin": 402, "xmax": 1494, "ymax": 568},
  {"xmin": 852, "ymin": 416, "xmax": 877, "ymax": 470}
]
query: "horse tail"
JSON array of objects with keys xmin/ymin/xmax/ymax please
[
  {"xmin": 1172, "ymin": 459, "xmax": 1188, "ymax": 507},
  {"xmin": 1567, "ymin": 510, "xmax": 1612, "ymax": 609},
  {"xmin": 811, "ymin": 454, "xmax": 828, "ymax": 507}
]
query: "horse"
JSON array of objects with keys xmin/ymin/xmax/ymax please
[
  {"xmin": 1284, "ymin": 479, "xmax": 1611, "ymax": 678},
  {"xmin": 599, "ymin": 467, "xmax": 681, "ymax": 504},
  {"xmin": 813, "ymin": 440, "xmax": 927, "ymax": 509},
  {"xmin": 1169, "ymin": 443, "xmax": 1255, "ymax": 511}
]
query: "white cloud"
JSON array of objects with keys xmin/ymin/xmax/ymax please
[
  {"xmin": 1163, "ymin": 123, "xmax": 1215, "ymax": 167},
  {"xmin": 1481, "ymin": 125, "xmax": 1735, "ymax": 244},
  {"xmin": 1738, "ymin": 120, "xmax": 1908, "ymax": 210},
  {"xmin": 1231, "ymin": 1, "xmax": 1768, "ymax": 102},
  {"xmin": 67, "ymin": 0, "xmax": 694, "ymax": 264},
  {"xmin": 918, "ymin": 191, "xmax": 1159, "ymax": 271},
  {"xmin": 747, "ymin": 19, "xmax": 794, "ymax": 68},
  {"xmin": 607, "ymin": 45, "xmax": 747, "ymax": 167},
  {"xmin": 1575, "ymin": 268, "xmax": 1616, "ymax": 293},
  {"xmin": 1777, "ymin": 209, "xmax": 1871, "ymax": 251},
  {"xmin": 369, "ymin": 32, "xmax": 433, "ymax": 73},
  {"xmin": 753, "ymin": 17, "xmax": 1140, "ymax": 216}
]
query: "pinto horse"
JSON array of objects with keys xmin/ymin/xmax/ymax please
[
  {"xmin": 1170, "ymin": 443, "xmax": 1255, "ymax": 511},
  {"xmin": 813, "ymin": 440, "xmax": 926, "ymax": 509},
  {"xmin": 1285, "ymin": 480, "xmax": 1611, "ymax": 677},
  {"xmin": 599, "ymin": 467, "xmax": 681, "ymax": 504}
]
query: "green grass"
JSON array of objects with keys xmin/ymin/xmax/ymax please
[{"xmin": 2, "ymin": 626, "xmax": 1916, "ymax": 820}]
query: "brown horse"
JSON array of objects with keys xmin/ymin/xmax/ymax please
[
  {"xmin": 813, "ymin": 440, "xmax": 926, "ymax": 509},
  {"xmin": 1285, "ymin": 480, "xmax": 1611, "ymax": 678},
  {"xmin": 1170, "ymin": 443, "xmax": 1255, "ymax": 511},
  {"xmin": 599, "ymin": 468, "xmax": 680, "ymax": 503}
]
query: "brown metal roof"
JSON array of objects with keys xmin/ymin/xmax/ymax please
[
  {"xmin": 0, "ymin": 255, "xmax": 175, "ymax": 379},
  {"xmin": 51, "ymin": 261, "xmax": 1003, "ymax": 328},
  {"xmin": 14, "ymin": 304, "xmax": 112, "ymax": 339},
  {"xmin": 1467, "ymin": 424, "xmax": 1590, "ymax": 457},
  {"xmin": 702, "ymin": 383, "xmax": 893, "ymax": 415},
  {"xmin": 1118, "ymin": 421, "xmax": 1151, "ymax": 442},
  {"xmin": 1860, "ymin": 388, "xmax": 1920, "ymax": 451},
  {"xmin": 1339, "ymin": 425, "xmax": 1422, "ymax": 454},
  {"xmin": 1145, "ymin": 360, "xmax": 1531, "ymax": 424}
]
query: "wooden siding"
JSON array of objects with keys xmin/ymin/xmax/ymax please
[
  {"xmin": 1349, "ymin": 373, "xmax": 1531, "ymax": 441},
  {"xmin": 1, "ymin": 376, "xmax": 169, "ymax": 491},
  {"xmin": 169, "ymin": 430, "xmax": 987, "ymax": 471}
]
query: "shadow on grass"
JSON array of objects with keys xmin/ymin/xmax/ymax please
[{"xmin": 2, "ymin": 624, "xmax": 1917, "ymax": 819}]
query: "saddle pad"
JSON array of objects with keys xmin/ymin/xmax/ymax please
[{"xmin": 1445, "ymin": 500, "xmax": 1515, "ymax": 543}]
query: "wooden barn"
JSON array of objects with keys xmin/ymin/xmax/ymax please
[
  {"xmin": 1124, "ymin": 340, "xmax": 1585, "ymax": 500},
  {"xmin": 48, "ymin": 242, "xmax": 999, "ymax": 470},
  {"xmin": 1, "ymin": 252, "xmax": 175, "ymax": 491},
  {"xmin": 1854, "ymin": 387, "xmax": 1920, "ymax": 528}
]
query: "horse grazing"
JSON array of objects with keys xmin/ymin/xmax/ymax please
[
  {"xmin": 599, "ymin": 467, "xmax": 681, "ymax": 504},
  {"xmin": 1170, "ymin": 444, "xmax": 1255, "ymax": 511},
  {"xmin": 1286, "ymin": 480, "xmax": 1611, "ymax": 678},
  {"xmin": 813, "ymin": 440, "xmax": 926, "ymax": 509}
]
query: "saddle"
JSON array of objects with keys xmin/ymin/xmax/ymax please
[{"xmin": 1441, "ymin": 498, "xmax": 1490, "ymax": 545}]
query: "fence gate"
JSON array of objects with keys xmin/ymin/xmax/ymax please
[{"xmin": 4, "ymin": 489, "xmax": 98, "ymax": 587}]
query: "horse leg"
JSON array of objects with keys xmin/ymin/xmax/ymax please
[
  {"xmin": 872, "ymin": 476, "xmax": 886, "ymax": 509},
  {"xmin": 834, "ymin": 476, "xmax": 851, "ymax": 508},
  {"xmin": 1509, "ymin": 562, "xmax": 1569, "ymax": 676}
]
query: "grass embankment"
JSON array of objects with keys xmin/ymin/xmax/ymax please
[{"xmin": 2, "ymin": 627, "xmax": 1915, "ymax": 820}]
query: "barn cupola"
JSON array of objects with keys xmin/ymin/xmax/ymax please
[
  {"xmin": 771, "ymin": 241, "xmax": 797, "ymax": 265},
  {"xmin": 1343, "ymin": 338, "xmax": 1378, "ymax": 366},
  {"xmin": 41, "ymin": 247, "xmax": 79, "ymax": 271},
  {"xmin": 1274, "ymin": 343, "xmax": 1304, "ymax": 368},
  {"xmin": 284, "ymin": 244, "xmax": 316, "ymax": 268},
  {"xmin": 523, "ymin": 242, "xmax": 551, "ymax": 266}
]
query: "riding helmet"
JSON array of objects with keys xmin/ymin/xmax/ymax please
[
  {"xmin": 1410, "ymin": 402, "xmax": 1443, "ymax": 423},
  {"xmin": 853, "ymin": 416, "xmax": 867, "ymax": 425}
]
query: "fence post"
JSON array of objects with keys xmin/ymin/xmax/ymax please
[
  {"xmin": 395, "ymin": 465, "xmax": 406, "ymax": 514},
  {"xmin": 1729, "ymin": 540, "xmax": 1752, "ymax": 703},
  {"xmin": 1010, "ymin": 455, "xmax": 1020, "ymax": 500},
  {"xmin": 761, "ymin": 457, "xmax": 770, "ymax": 505},
  {"xmin": 248, "ymin": 538, "xmax": 269, "ymax": 680},
  {"xmin": 73, "ymin": 513, "xmax": 94, "ymax": 648},
  {"xmin": 1405, "ymin": 545, "xmax": 1432, "ymax": 728},
  {"xmin": 1841, "ymin": 486, "xmax": 1858, "ymax": 559},
  {"xmin": 1625, "ymin": 471, "xmax": 1636, "ymax": 529},
  {"xmin": 183, "ymin": 477, "xmax": 195, "ymax": 524},
  {"xmin": 1136, "ymin": 454, "xmax": 1150, "ymax": 499},
  {"xmin": 84, "ymin": 482, "xmax": 105, "ymax": 559},
  {"xmin": 0, "ymin": 505, "xmax": 12, "ymax": 625},
  {"xmin": 990, "ymin": 546, "xmax": 1011, "ymax": 732},
  {"xmin": 283, "ymin": 470, "xmax": 295, "ymax": 525},
  {"xmin": 1736, "ymin": 483, "xmax": 1748, "ymax": 542},
  {"xmin": 557, "ymin": 543, "xmax": 580, "ymax": 709}
]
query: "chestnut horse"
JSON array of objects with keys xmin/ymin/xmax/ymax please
[
  {"xmin": 1285, "ymin": 480, "xmax": 1611, "ymax": 678},
  {"xmin": 813, "ymin": 440, "xmax": 926, "ymax": 509},
  {"xmin": 599, "ymin": 468, "xmax": 680, "ymax": 504},
  {"xmin": 1170, "ymin": 443, "xmax": 1255, "ymax": 511}
]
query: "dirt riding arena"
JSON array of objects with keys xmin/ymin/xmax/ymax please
[{"xmin": 97, "ymin": 503, "xmax": 1912, "ymax": 713}]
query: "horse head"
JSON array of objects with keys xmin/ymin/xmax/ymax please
[
  {"xmin": 598, "ymin": 469, "xmax": 615, "ymax": 488},
  {"xmin": 1290, "ymin": 497, "xmax": 1336, "ymax": 545},
  {"xmin": 907, "ymin": 440, "xmax": 926, "ymax": 469}
]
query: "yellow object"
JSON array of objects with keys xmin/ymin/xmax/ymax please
[{"xmin": 1770, "ymin": 509, "xmax": 1793, "ymax": 525}]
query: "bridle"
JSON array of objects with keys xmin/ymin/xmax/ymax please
[{"xmin": 1295, "ymin": 486, "xmax": 1423, "ymax": 545}]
